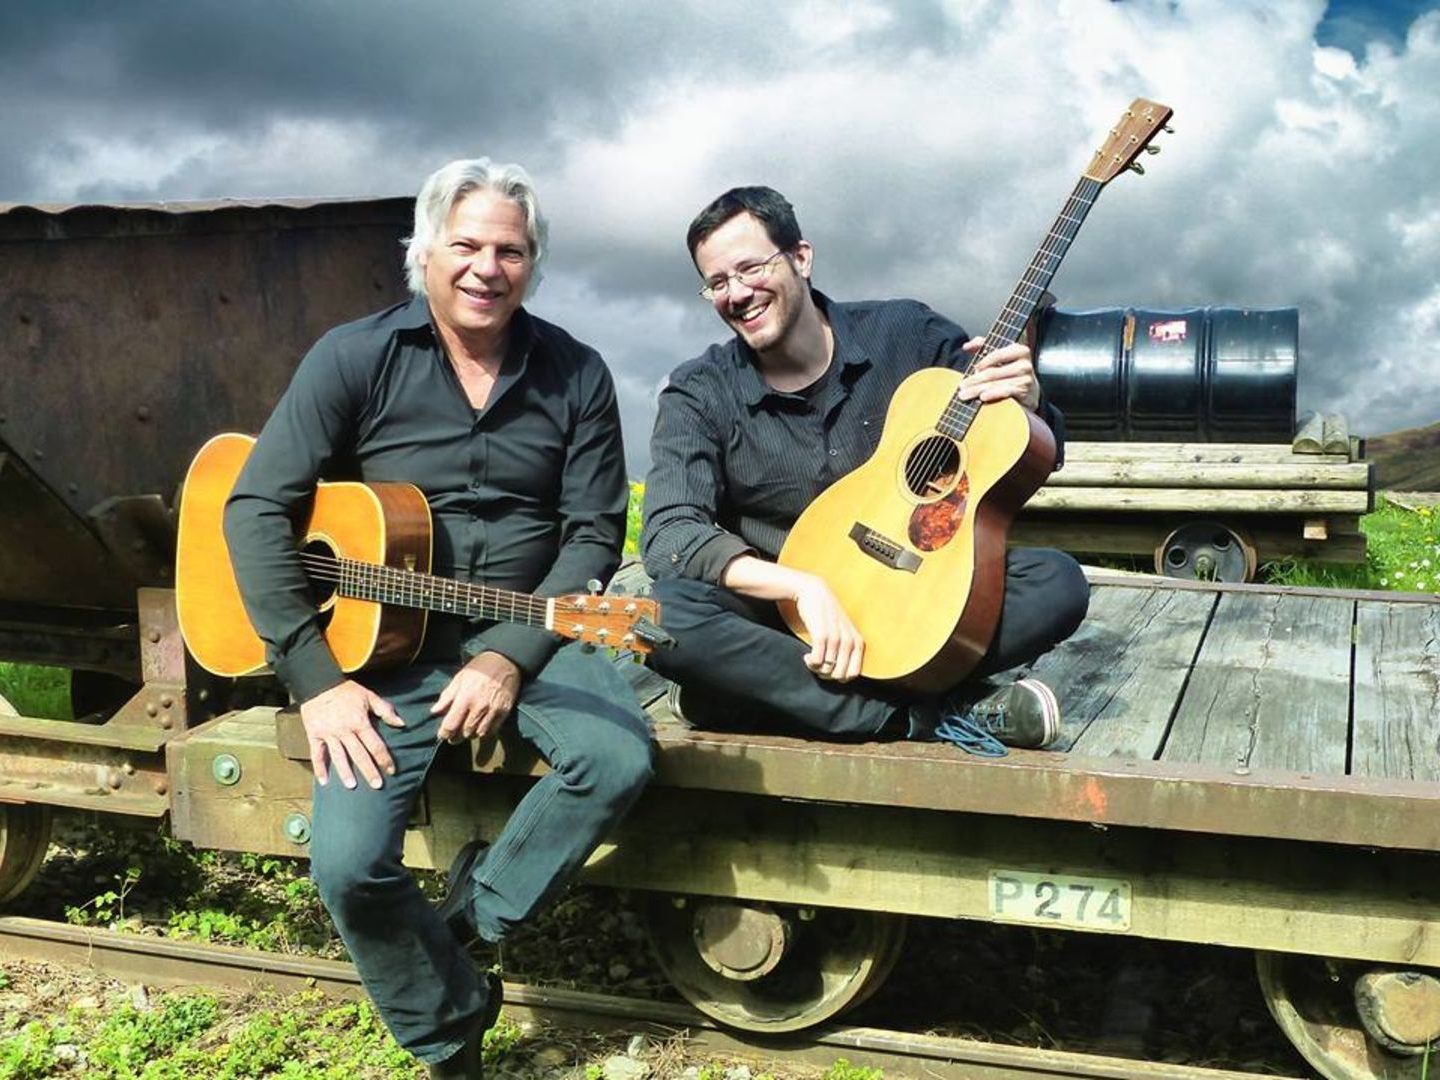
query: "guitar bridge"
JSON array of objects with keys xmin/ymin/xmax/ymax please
[{"xmin": 848, "ymin": 522, "xmax": 922, "ymax": 573}]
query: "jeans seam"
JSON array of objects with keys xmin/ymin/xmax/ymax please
[{"xmin": 473, "ymin": 700, "xmax": 567, "ymax": 888}]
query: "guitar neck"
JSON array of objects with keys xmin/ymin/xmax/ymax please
[
  {"xmin": 939, "ymin": 175, "xmax": 1104, "ymax": 439},
  {"xmin": 330, "ymin": 555, "xmax": 551, "ymax": 629}
]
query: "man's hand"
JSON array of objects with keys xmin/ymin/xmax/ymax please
[
  {"xmin": 721, "ymin": 556, "xmax": 864, "ymax": 682},
  {"xmin": 959, "ymin": 339, "xmax": 1041, "ymax": 411},
  {"xmin": 300, "ymin": 679, "xmax": 405, "ymax": 790},
  {"xmin": 433, "ymin": 651, "xmax": 521, "ymax": 744},
  {"xmin": 790, "ymin": 572, "xmax": 865, "ymax": 682}
]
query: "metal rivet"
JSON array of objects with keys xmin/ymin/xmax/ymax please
[
  {"xmin": 145, "ymin": 703, "xmax": 159, "ymax": 717},
  {"xmin": 159, "ymin": 715, "xmax": 174, "ymax": 730},
  {"xmin": 283, "ymin": 813, "xmax": 312, "ymax": 845},
  {"xmin": 148, "ymin": 629, "xmax": 161, "ymax": 643},
  {"xmin": 212, "ymin": 754, "xmax": 242, "ymax": 785},
  {"xmin": 159, "ymin": 694, "xmax": 173, "ymax": 708},
  {"xmin": 136, "ymin": 406, "xmax": 151, "ymax": 422},
  {"xmin": 106, "ymin": 770, "xmax": 124, "ymax": 790}
]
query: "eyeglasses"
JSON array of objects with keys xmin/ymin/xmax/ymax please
[{"xmin": 698, "ymin": 250, "xmax": 788, "ymax": 300}]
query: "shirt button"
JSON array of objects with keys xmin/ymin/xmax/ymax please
[
  {"xmin": 671, "ymin": 553, "xmax": 680, "ymax": 564},
  {"xmin": 828, "ymin": 448, "xmax": 838, "ymax": 456}
]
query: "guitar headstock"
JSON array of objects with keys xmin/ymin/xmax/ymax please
[
  {"xmin": 1084, "ymin": 98, "xmax": 1174, "ymax": 184},
  {"xmin": 551, "ymin": 594, "xmax": 668, "ymax": 655}
]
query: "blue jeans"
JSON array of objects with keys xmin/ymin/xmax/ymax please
[{"xmin": 308, "ymin": 642, "xmax": 653, "ymax": 1063}]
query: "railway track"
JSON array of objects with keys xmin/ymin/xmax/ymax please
[{"xmin": 0, "ymin": 916, "xmax": 1302, "ymax": 1080}]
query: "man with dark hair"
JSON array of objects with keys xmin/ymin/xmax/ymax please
[
  {"xmin": 641, "ymin": 185, "xmax": 1089, "ymax": 749},
  {"xmin": 224, "ymin": 158, "xmax": 653, "ymax": 1078}
]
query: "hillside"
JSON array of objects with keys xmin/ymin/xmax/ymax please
[{"xmin": 1367, "ymin": 419, "xmax": 1440, "ymax": 492}]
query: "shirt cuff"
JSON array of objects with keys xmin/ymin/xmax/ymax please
[
  {"xmin": 688, "ymin": 532, "xmax": 756, "ymax": 584},
  {"xmin": 465, "ymin": 623, "xmax": 560, "ymax": 679},
  {"xmin": 273, "ymin": 638, "xmax": 346, "ymax": 705}
]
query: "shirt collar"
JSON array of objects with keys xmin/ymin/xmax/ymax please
[
  {"xmin": 733, "ymin": 289, "xmax": 873, "ymax": 408},
  {"xmin": 408, "ymin": 294, "xmax": 537, "ymax": 372}
]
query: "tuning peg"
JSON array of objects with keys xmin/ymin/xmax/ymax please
[
  {"xmin": 586, "ymin": 578, "xmax": 603, "ymax": 595},
  {"xmin": 1144, "ymin": 144, "xmax": 1161, "ymax": 155},
  {"xmin": 1127, "ymin": 161, "xmax": 1146, "ymax": 175},
  {"xmin": 1163, "ymin": 123, "xmax": 1175, "ymax": 134}
]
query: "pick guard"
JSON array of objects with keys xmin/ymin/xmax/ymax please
[{"xmin": 908, "ymin": 472, "xmax": 970, "ymax": 551}]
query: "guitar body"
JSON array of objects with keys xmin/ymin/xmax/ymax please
[
  {"xmin": 175, "ymin": 432, "xmax": 432, "ymax": 677},
  {"xmin": 776, "ymin": 368, "xmax": 1056, "ymax": 692}
]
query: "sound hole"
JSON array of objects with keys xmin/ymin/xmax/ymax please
[
  {"xmin": 299, "ymin": 538, "xmax": 339, "ymax": 623},
  {"xmin": 903, "ymin": 436, "xmax": 962, "ymax": 500}
]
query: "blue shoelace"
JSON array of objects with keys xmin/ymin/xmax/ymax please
[{"xmin": 933, "ymin": 714, "xmax": 1009, "ymax": 757}]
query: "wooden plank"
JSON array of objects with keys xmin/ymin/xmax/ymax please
[
  {"xmin": 1011, "ymin": 516, "xmax": 1367, "ymax": 564},
  {"xmin": 1067, "ymin": 442, "xmax": 1347, "ymax": 465},
  {"xmin": 1352, "ymin": 601, "xmax": 1440, "ymax": 782},
  {"xmin": 1162, "ymin": 592, "xmax": 1353, "ymax": 774},
  {"xmin": 1028, "ymin": 486, "xmax": 1370, "ymax": 514},
  {"xmin": 1026, "ymin": 585, "xmax": 1214, "ymax": 757},
  {"xmin": 1292, "ymin": 411, "xmax": 1325, "ymax": 453},
  {"xmin": 1043, "ymin": 461, "xmax": 1370, "ymax": 489}
]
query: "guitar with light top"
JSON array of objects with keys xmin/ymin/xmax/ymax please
[
  {"xmin": 175, "ymin": 432, "xmax": 667, "ymax": 677},
  {"xmin": 777, "ymin": 98, "xmax": 1173, "ymax": 692}
]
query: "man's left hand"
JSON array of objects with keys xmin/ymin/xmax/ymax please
[
  {"xmin": 433, "ymin": 651, "xmax": 522, "ymax": 743},
  {"xmin": 958, "ymin": 339, "xmax": 1041, "ymax": 411}
]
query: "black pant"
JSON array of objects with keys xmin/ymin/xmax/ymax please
[{"xmin": 646, "ymin": 547, "xmax": 1090, "ymax": 739}]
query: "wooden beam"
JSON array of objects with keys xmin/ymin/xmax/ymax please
[
  {"xmin": 1068, "ymin": 441, "xmax": 1347, "ymax": 465},
  {"xmin": 1044, "ymin": 461, "xmax": 1371, "ymax": 489},
  {"xmin": 1027, "ymin": 487, "xmax": 1371, "ymax": 513}
]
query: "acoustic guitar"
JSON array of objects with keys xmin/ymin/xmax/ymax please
[
  {"xmin": 175, "ymin": 432, "xmax": 666, "ymax": 677},
  {"xmin": 776, "ymin": 98, "xmax": 1173, "ymax": 692}
]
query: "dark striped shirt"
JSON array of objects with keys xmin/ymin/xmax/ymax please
[
  {"xmin": 641, "ymin": 291, "xmax": 1064, "ymax": 583},
  {"xmin": 224, "ymin": 295, "xmax": 628, "ymax": 702}
]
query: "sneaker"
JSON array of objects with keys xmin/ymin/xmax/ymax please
[{"xmin": 933, "ymin": 678, "xmax": 1061, "ymax": 756}]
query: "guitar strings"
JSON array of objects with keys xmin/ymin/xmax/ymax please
[
  {"xmin": 911, "ymin": 177, "xmax": 1100, "ymax": 495},
  {"xmin": 295, "ymin": 551, "xmax": 549, "ymax": 624}
]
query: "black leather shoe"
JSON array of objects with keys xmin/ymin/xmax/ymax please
[
  {"xmin": 435, "ymin": 839, "xmax": 488, "ymax": 947},
  {"xmin": 427, "ymin": 970, "xmax": 503, "ymax": 1079}
]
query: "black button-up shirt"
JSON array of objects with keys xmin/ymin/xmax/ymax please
[
  {"xmin": 641, "ymin": 291, "xmax": 1064, "ymax": 583},
  {"xmin": 224, "ymin": 295, "xmax": 628, "ymax": 702}
]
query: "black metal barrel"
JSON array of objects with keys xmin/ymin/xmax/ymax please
[{"xmin": 1034, "ymin": 306, "xmax": 1298, "ymax": 442}]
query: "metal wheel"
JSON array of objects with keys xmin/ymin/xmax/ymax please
[
  {"xmin": 1257, "ymin": 952, "xmax": 1439, "ymax": 1079},
  {"xmin": 643, "ymin": 895, "xmax": 907, "ymax": 1032},
  {"xmin": 0, "ymin": 692, "xmax": 54, "ymax": 903},
  {"xmin": 1155, "ymin": 520, "xmax": 1257, "ymax": 582}
]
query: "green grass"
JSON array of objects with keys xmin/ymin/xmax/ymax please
[
  {"xmin": 0, "ymin": 662, "xmax": 70, "ymax": 719},
  {"xmin": 1262, "ymin": 496, "xmax": 1440, "ymax": 590},
  {"xmin": 0, "ymin": 981, "xmax": 526, "ymax": 1079}
]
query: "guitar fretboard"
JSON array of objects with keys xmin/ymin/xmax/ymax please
[
  {"xmin": 300, "ymin": 553, "xmax": 551, "ymax": 627},
  {"xmin": 937, "ymin": 175, "xmax": 1103, "ymax": 441}
]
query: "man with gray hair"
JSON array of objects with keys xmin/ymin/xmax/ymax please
[{"xmin": 225, "ymin": 158, "xmax": 652, "ymax": 1077}]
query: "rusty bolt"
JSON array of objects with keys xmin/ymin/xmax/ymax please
[
  {"xmin": 160, "ymin": 694, "xmax": 174, "ymax": 708},
  {"xmin": 145, "ymin": 702, "xmax": 159, "ymax": 717},
  {"xmin": 283, "ymin": 813, "xmax": 312, "ymax": 845},
  {"xmin": 160, "ymin": 715, "xmax": 174, "ymax": 730},
  {"xmin": 153, "ymin": 780, "xmax": 168, "ymax": 796},
  {"xmin": 136, "ymin": 405, "xmax": 151, "ymax": 422},
  {"xmin": 148, "ymin": 629, "xmax": 162, "ymax": 643}
]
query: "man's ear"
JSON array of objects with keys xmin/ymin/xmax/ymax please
[{"xmin": 792, "ymin": 240, "xmax": 815, "ymax": 280}]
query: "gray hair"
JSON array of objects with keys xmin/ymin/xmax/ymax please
[{"xmin": 402, "ymin": 157, "xmax": 549, "ymax": 297}]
